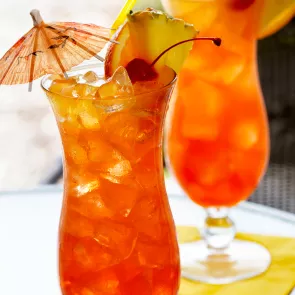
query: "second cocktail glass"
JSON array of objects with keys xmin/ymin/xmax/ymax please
[{"xmin": 162, "ymin": 0, "xmax": 271, "ymax": 284}]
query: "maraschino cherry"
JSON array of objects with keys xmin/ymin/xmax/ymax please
[{"xmin": 125, "ymin": 37, "xmax": 221, "ymax": 83}]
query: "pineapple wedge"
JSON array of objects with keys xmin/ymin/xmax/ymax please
[{"xmin": 105, "ymin": 8, "xmax": 197, "ymax": 77}]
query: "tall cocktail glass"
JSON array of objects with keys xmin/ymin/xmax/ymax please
[
  {"xmin": 42, "ymin": 63, "xmax": 180, "ymax": 294},
  {"xmin": 162, "ymin": 0, "xmax": 271, "ymax": 284}
]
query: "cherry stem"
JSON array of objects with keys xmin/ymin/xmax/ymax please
[{"xmin": 150, "ymin": 37, "xmax": 221, "ymax": 67}]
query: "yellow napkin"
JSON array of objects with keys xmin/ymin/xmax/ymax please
[{"xmin": 177, "ymin": 226, "xmax": 295, "ymax": 295}]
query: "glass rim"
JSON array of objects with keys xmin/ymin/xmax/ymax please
[{"xmin": 41, "ymin": 61, "xmax": 177, "ymax": 101}]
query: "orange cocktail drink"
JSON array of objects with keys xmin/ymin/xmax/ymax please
[
  {"xmin": 161, "ymin": 0, "xmax": 271, "ymax": 284},
  {"xmin": 42, "ymin": 64, "xmax": 180, "ymax": 294},
  {"xmin": 165, "ymin": 0, "xmax": 269, "ymax": 207}
]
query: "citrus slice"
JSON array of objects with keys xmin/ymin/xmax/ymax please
[
  {"xmin": 105, "ymin": 8, "xmax": 197, "ymax": 78},
  {"xmin": 111, "ymin": 0, "xmax": 137, "ymax": 35},
  {"xmin": 259, "ymin": 0, "xmax": 295, "ymax": 39}
]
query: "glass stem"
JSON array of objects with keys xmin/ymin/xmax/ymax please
[{"xmin": 202, "ymin": 207, "xmax": 236, "ymax": 252}]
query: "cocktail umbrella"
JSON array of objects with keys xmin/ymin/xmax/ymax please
[{"xmin": 0, "ymin": 9, "xmax": 112, "ymax": 91}]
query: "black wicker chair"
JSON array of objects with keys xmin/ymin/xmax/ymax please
[{"xmin": 249, "ymin": 18, "xmax": 295, "ymax": 213}]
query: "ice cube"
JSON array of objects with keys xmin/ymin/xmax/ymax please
[
  {"xmin": 71, "ymin": 190, "xmax": 114, "ymax": 219},
  {"xmin": 99, "ymin": 178, "xmax": 140, "ymax": 218},
  {"xmin": 98, "ymin": 66, "xmax": 134, "ymax": 98},
  {"xmin": 103, "ymin": 113, "xmax": 138, "ymax": 141},
  {"xmin": 80, "ymin": 270, "xmax": 119, "ymax": 294},
  {"xmin": 59, "ymin": 234, "xmax": 85, "ymax": 279},
  {"xmin": 136, "ymin": 238, "xmax": 172, "ymax": 268},
  {"xmin": 229, "ymin": 149, "xmax": 266, "ymax": 191},
  {"xmin": 181, "ymin": 79, "xmax": 223, "ymax": 140},
  {"xmin": 67, "ymin": 171, "xmax": 113, "ymax": 219},
  {"xmin": 92, "ymin": 219, "xmax": 138, "ymax": 259},
  {"xmin": 76, "ymin": 71, "xmax": 105, "ymax": 87},
  {"xmin": 120, "ymin": 272, "xmax": 152, "ymax": 295},
  {"xmin": 87, "ymin": 138, "xmax": 119, "ymax": 163},
  {"xmin": 213, "ymin": 54, "xmax": 245, "ymax": 85},
  {"xmin": 182, "ymin": 120, "xmax": 219, "ymax": 141},
  {"xmin": 83, "ymin": 71, "xmax": 100, "ymax": 83},
  {"xmin": 75, "ymin": 100, "xmax": 104, "ymax": 130},
  {"xmin": 51, "ymin": 95, "xmax": 102, "ymax": 131},
  {"xmin": 132, "ymin": 147, "xmax": 159, "ymax": 189},
  {"xmin": 63, "ymin": 210, "xmax": 94, "ymax": 238},
  {"xmin": 233, "ymin": 63, "xmax": 256, "ymax": 95},
  {"xmin": 79, "ymin": 112, "xmax": 101, "ymax": 129},
  {"xmin": 73, "ymin": 238, "xmax": 116, "ymax": 271},
  {"xmin": 64, "ymin": 212, "xmax": 137, "ymax": 267},
  {"xmin": 94, "ymin": 67, "xmax": 135, "ymax": 112},
  {"xmin": 48, "ymin": 74, "xmax": 64, "ymax": 81},
  {"xmin": 87, "ymin": 137, "xmax": 133, "ymax": 184},
  {"xmin": 72, "ymin": 84, "xmax": 97, "ymax": 98},
  {"xmin": 100, "ymin": 171, "xmax": 134, "ymax": 185},
  {"xmin": 183, "ymin": 143, "xmax": 232, "ymax": 186},
  {"xmin": 98, "ymin": 82, "xmax": 116, "ymax": 98},
  {"xmin": 75, "ymin": 179, "xmax": 100, "ymax": 197},
  {"xmin": 81, "ymin": 289, "xmax": 94, "ymax": 295},
  {"xmin": 196, "ymin": 47, "xmax": 245, "ymax": 85},
  {"xmin": 128, "ymin": 196, "xmax": 165, "ymax": 240},
  {"xmin": 185, "ymin": 46, "xmax": 246, "ymax": 86},
  {"xmin": 66, "ymin": 140, "xmax": 88, "ymax": 165},
  {"xmin": 48, "ymin": 92, "xmax": 76, "ymax": 122},
  {"xmin": 59, "ymin": 119, "xmax": 82, "ymax": 137},
  {"xmin": 49, "ymin": 77, "xmax": 77, "ymax": 97},
  {"xmin": 111, "ymin": 66, "xmax": 134, "ymax": 95},
  {"xmin": 114, "ymin": 252, "xmax": 142, "ymax": 282},
  {"xmin": 99, "ymin": 152, "xmax": 133, "ymax": 185},
  {"xmin": 184, "ymin": 79, "xmax": 222, "ymax": 117},
  {"xmin": 107, "ymin": 159, "xmax": 132, "ymax": 177},
  {"xmin": 94, "ymin": 96, "xmax": 135, "ymax": 113},
  {"xmin": 103, "ymin": 112, "xmax": 156, "ymax": 161},
  {"xmin": 230, "ymin": 121, "xmax": 259, "ymax": 150},
  {"xmin": 54, "ymin": 84, "xmax": 76, "ymax": 98},
  {"xmin": 48, "ymin": 91, "xmax": 83, "ymax": 128}
]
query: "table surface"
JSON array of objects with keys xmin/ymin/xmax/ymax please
[{"xmin": 1, "ymin": 180, "xmax": 295, "ymax": 295}]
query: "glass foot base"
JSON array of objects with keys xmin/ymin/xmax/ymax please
[{"xmin": 180, "ymin": 239, "xmax": 271, "ymax": 285}]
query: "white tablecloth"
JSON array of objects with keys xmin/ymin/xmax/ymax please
[{"xmin": 0, "ymin": 180, "xmax": 295, "ymax": 295}]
